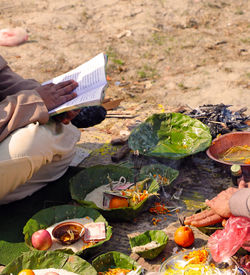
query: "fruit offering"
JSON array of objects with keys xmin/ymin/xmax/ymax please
[
  {"xmin": 174, "ymin": 226, "xmax": 194, "ymax": 248},
  {"xmin": 31, "ymin": 229, "xmax": 52, "ymax": 250},
  {"xmin": 18, "ymin": 269, "xmax": 35, "ymax": 275},
  {"xmin": 183, "ymin": 249, "xmax": 209, "ymax": 264}
]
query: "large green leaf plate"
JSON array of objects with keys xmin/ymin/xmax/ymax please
[
  {"xmin": 23, "ymin": 205, "xmax": 112, "ymax": 257},
  {"xmin": 92, "ymin": 251, "xmax": 141, "ymax": 273},
  {"xmin": 128, "ymin": 113, "xmax": 212, "ymax": 159},
  {"xmin": 129, "ymin": 230, "xmax": 168, "ymax": 260},
  {"xmin": 69, "ymin": 165, "xmax": 159, "ymax": 221},
  {"xmin": 1, "ymin": 250, "xmax": 97, "ymax": 275}
]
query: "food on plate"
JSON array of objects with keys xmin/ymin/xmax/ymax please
[
  {"xmin": 98, "ymin": 267, "xmax": 132, "ymax": 275},
  {"xmin": 52, "ymin": 222, "xmax": 85, "ymax": 245},
  {"xmin": 219, "ymin": 145, "xmax": 250, "ymax": 164},
  {"xmin": 174, "ymin": 226, "xmax": 194, "ymax": 247},
  {"xmin": 131, "ymin": 240, "xmax": 161, "ymax": 253},
  {"xmin": 18, "ymin": 270, "xmax": 35, "ymax": 275},
  {"xmin": 161, "ymin": 248, "xmax": 239, "ymax": 274},
  {"xmin": 31, "ymin": 229, "xmax": 52, "ymax": 250},
  {"xmin": 86, "ymin": 177, "xmax": 157, "ymax": 210},
  {"xmin": 109, "ymin": 196, "xmax": 129, "ymax": 209},
  {"xmin": 33, "ymin": 268, "xmax": 80, "ymax": 275},
  {"xmin": 183, "ymin": 249, "xmax": 209, "ymax": 264}
]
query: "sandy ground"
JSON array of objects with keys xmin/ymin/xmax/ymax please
[
  {"xmin": 1, "ymin": 0, "xmax": 250, "ymax": 110},
  {"xmin": 1, "ymin": 0, "xmax": 250, "ymax": 158}
]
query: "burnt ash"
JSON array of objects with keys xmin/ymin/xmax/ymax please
[{"xmin": 182, "ymin": 104, "xmax": 250, "ymax": 138}]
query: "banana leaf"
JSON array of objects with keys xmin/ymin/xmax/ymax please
[
  {"xmin": 23, "ymin": 205, "xmax": 112, "ymax": 257},
  {"xmin": 1, "ymin": 250, "xmax": 97, "ymax": 275},
  {"xmin": 140, "ymin": 164, "xmax": 179, "ymax": 185},
  {"xmin": 69, "ymin": 165, "xmax": 159, "ymax": 221},
  {"xmin": 129, "ymin": 230, "xmax": 168, "ymax": 260},
  {"xmin": 92, "ymin": 251, "xmax": 140, "ymax": 273},
  {"xmin": 128, "ymin": 113, "xmax": 212, "ymax": 159}
]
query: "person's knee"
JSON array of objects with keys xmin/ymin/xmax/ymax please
[{"xmin": 6, "ymin": 122, "xmax": 55, "ymax": 161}]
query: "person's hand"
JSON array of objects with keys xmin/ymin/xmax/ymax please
[
  {"xmin": 36, "ymin": 80, "xmax": 78, "ymax": 111},
  {"xmin": 184, "ymin": 183, "xmax": 249, "ymax": 227},
  {"xmin": 205, "ymin": 187, "xmax": 238, "ymax": 218},
  {"xmin": 184, "ymin": 208, "xmax": 223, "ymax": 227},
  {"xmin": 52, "ymin": 109, "xmax": 80, "ymax": 125}
]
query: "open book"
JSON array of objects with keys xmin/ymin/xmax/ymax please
[{"xmin": 43, "ymin": 53, "xmax": 108, "ymax": 115}]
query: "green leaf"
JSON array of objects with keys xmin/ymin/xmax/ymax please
[
  {"xmin": 128, "ymin": 113, "xmax": 212, "ymax": 159},
  {"xmin": 129, "ymin": 230, "xmax": 168, "ymax": 260},
  {"xmin": 1, "ymin": 250, "xmax": 97, "ymax": 275},
  {"xmin": 92, "ymin": 251, "xmax": 139, "ymax": 273},
  {"xmin": 69, "ymin": 165, "xmax": 159, "ymax": 221},
  {"xmin": 141, "ymin": 164, "xmax": 179, "ymax": 186},
  {"xmin": 23, "ymin": 205, "xmax": 112, "ymax": 257}
]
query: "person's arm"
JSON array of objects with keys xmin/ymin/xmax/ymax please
[
  {"xmin": 0, "ymin": 55, "xmax": 40, "ymax": 99},
  {"xmin": 0, "ymin": 55, "xmax": 78, "ymax": 142},
  {"xmin": 0, "ymin": 55, "xmax": 49, "ymax": 142},
  {"xmin": 185, "ymin": 183, "xmax": 250, "ymax": 227},
  {"xmin": 229, "ymin": 188, "xmax": 250, "ymax": 218}
]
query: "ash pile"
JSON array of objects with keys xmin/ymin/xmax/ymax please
[{"xmin": 182, "ymin": 104, "xmax": 250, "ymax": 138}]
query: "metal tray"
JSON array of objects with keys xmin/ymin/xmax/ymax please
[{"xmin": 159, "ymin": 248, "xmax": 243, "ymax": 274}]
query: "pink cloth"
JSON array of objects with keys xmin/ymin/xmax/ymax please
[
  {"xmin": 208, "ymin": 216, "xmax": 250, "ymax": 262},
  {"xmin": 0, "ymin": 27, "xmax": 28, "ymax": 46}
]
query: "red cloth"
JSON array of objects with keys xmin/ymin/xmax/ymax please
[{"xmin": 208, "ymin": 216, "xmax": 250, "ymax": 262}]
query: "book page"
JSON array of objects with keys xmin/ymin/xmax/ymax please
[
  {"xmin": 49, "ymin": 84, "xmax": 106, "ymax": 114},
  {"xmin": 45, "ymin": 53, "xmax": 108, "ymax": 115}
]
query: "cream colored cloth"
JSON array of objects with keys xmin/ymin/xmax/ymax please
[{"xmin": 0, "ymin": 120, "xmax": 81, "ymax": 204}]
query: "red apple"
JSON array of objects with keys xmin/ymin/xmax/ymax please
[{"xmin": 31, "ymin": 229, "xmax": 52, "ymax": 250}]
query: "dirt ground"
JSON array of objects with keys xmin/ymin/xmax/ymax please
[
  {"xmin": 1, "ymin": 0, "xmax": 249, "ymax": 147},
  {"xmin": 0, "ymin": 1, "xmax": 249, "ymax": 272}
]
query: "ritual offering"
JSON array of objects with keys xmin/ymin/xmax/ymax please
[
  {"xmin": 159, "ymin": 248, "xmax": 241, "ymax": 274},
  {"xmin": 31, "ymin": 229, "xmax": 52, "ymax": 251},
  {"xmin": 129, "ymin": 230, "xmax": 168, "ymax": 260},
  {"xmin": 52, "ymin": 221, "xmax": 85, "ymax": 245},
  {"xmin": 23, "ymin": 205, "xmax": 112, "ymax": 257},
  {"xmin": 174, "ymin": 226, "xmax": 194, "ymax": 248},
  {"xmin": 207, "ymin": 132, "xmax": 250, "ymax": 174},
  {"xmin": 140, "ymin": 164, "xmax": 179, "ymax": 186},
  {"xmin": 128, "ymin": 113, "xmax": 212, "ymax": 159},
  {"xmin": 2, "ymin": 250, "xmax": 97, "ymax": 275},
  {"xmin": 92, "ymin": 251, "xmax": 141, "ymax": 275},
  {"xmin": 70, "ymin": 165, "xmax": 160, "ymax": 221}
]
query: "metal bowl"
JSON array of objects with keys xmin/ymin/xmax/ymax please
[
  {"xmin": 206, "ymin": 132, "xmax": 250, "ymax": 177},
  {"xmin": 52, "ymin": 221, "xmax": 85, "ymax": 245}
]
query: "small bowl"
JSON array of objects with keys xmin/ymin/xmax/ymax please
[
  {"xmin": 52, "ymin": 221, "xmax": 85, "ymax": 245},
  {"xmin": 206, "ymin": 132, "xmax": 250, "ymax": 177}
]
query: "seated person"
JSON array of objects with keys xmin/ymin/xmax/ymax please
[
  {"xmin": 185, "ymin": 180, "xmax": 250, "ymax": 227},
  {"xmin": 0, "ymin": 55, "xmax": 106, "ymax": 205}
]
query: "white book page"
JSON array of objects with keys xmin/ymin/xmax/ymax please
[
  {"xmin": 44, "ymin": 53, "xmax": 107, "ymax": 114},
  {"xmin": 49, "ymin": 84, "xmax": 106, "ymax": 114}
]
